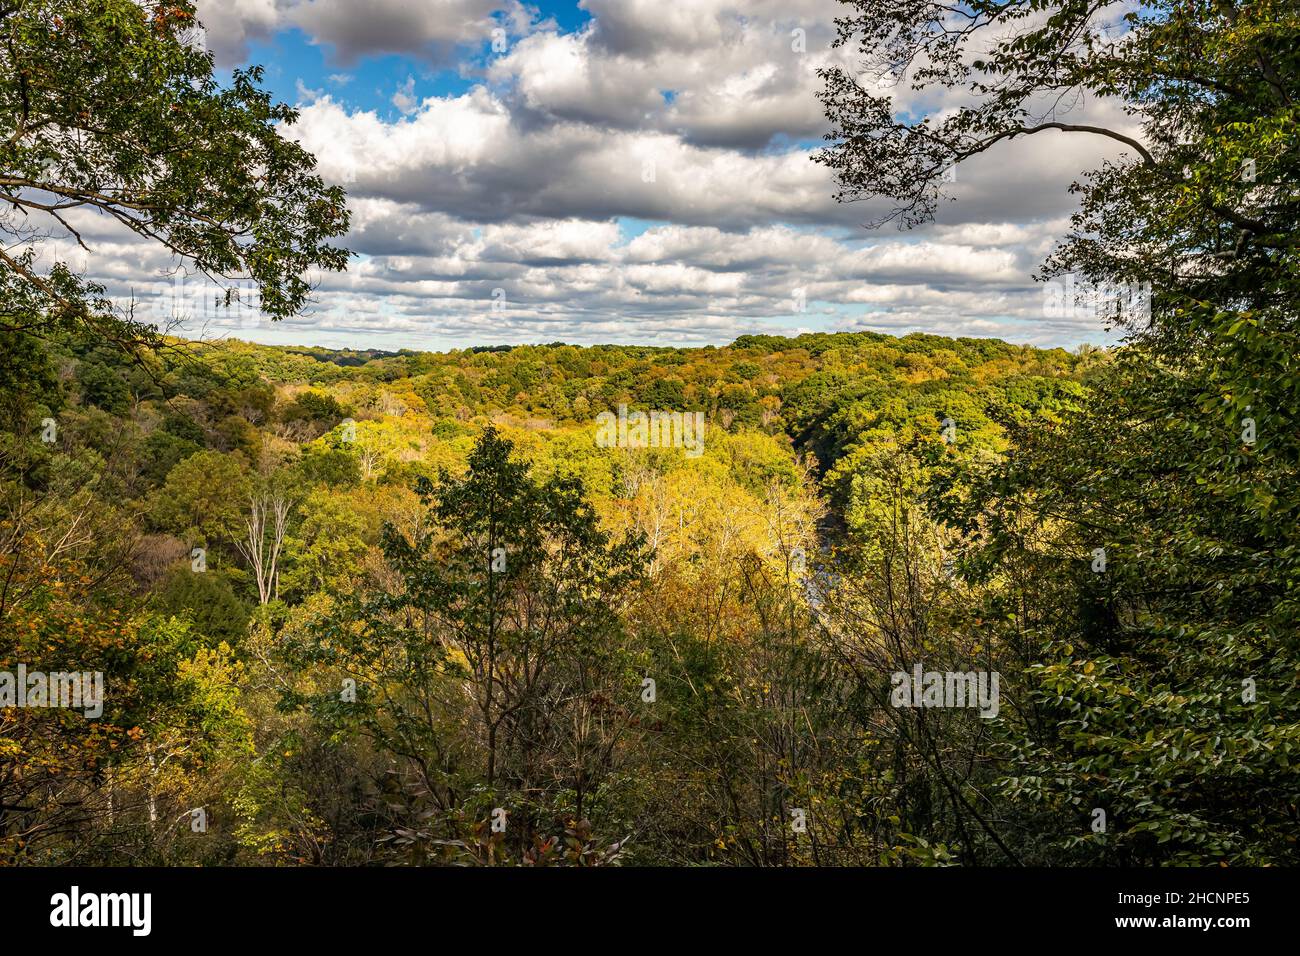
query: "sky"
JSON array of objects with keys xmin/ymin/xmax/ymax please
[{"xmin": 72, "ymin": 0, "xmax": 1142, "ymax": 352}]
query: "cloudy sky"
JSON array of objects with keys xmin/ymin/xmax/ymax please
[{"xmin": 83, "ymin": 0, "xmax": 1138, "ymax": 351}]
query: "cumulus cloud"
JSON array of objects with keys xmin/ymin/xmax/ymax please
[
  {"xmin": 488, "ymin": 14, "xmax": 851, "ymax": 150},
  {"xmin": 196, "ymin": 0, "xmax": 531, "ymax": 67},
  {"xmin": 80, "ymin": 0, "xmax": 1136, "ymax": 349},
  {"xmin": 391, "ymin": 76, "xmax": 420, "ymax": 115},
  {"xmin": 193, "ymin": 0, "xmax": 280, "ymax": 66}
]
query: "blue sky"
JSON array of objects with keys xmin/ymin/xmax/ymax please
[{"xmin": 232, "ymin": 1, "xmax": 592, "ymax": 117}]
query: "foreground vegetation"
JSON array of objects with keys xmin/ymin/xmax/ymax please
[
  {"xmin": 2, "ymin": 0, "xmax": 1296, "ymax": 865},
  {"xmin": 2, "ymin": 329, "xmax": 1097, "ymax": 865}
]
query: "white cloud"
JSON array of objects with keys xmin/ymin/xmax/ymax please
[
  {"xmin": 391, "ymin": 76, "xmax": 419, "ymax": 115},
  {"xmin": 194, "ymin": 0, "xmax": 280, "ymax": 66},
  {"xmin": 295, "ymin": 79, "xmax": 324, "ymax": 104},
  {"xmin": 89, "ymin": 0, "xmax": 1138, "ymax": 349}
]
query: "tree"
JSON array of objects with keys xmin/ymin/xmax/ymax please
[
  {"xmin": 279, "ymin": 487, "xmax": 369, "ymax": 600},
  {"xmin": 288, "ymin": 427, "xmax": 647, "ymax": 859},
  {"xmin": 816, "ymin": 1, "xmax": 1296, "ymax": 338},
  {"xmin": 150, "ymin": 449, "xmax": 250, "ymax": 547},
  {"xmin": 152, "ymin": 565, "xmax": 250, "ymax": 646},
  {"xmin": 819, "ymin": 0, "xmax": 1300, "ymax": 862},
  {"xmin": 0, "ymin": 0, "xmax": 349, "ymax": 351},
  {"xmin": 342, "ymin": 419, "xmax": 420, "ymax": 483},
  {"xmin": 0, "ymin": 485, "xmax": 241, "ymax": 863},
  {"xmin": 235, "ymin": 471, "xmax": 297, "ymax": 606}
]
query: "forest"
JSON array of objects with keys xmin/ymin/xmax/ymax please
[{"xmin": 1, "ymin": 1, "xmax": 1297, "ymax": 868}]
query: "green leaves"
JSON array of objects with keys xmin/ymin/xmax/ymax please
[
  {"xmin": 821, "ymin": 0, "xmax": 1300, "ymax": 864},
  {"xmin": 0, "ymin": 0, "xmax": 349, "ymax": 349}
]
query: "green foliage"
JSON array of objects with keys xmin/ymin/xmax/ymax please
[
  {"xmin": 153, "ymin": 566, "xmax": 250, "ymax": 647},
  {"xmin": 819, "ymin": 0, "xmax": 1300, "ymax": 864},
  {"xmin": 0, "ymin": 0, "xmax": 349, "ymax": 350},
  {"xmin": 150, "ymin": 449, "xmax": 250, "ymax": 545},
  {"xmin": 282, "ymin": 428, "xmax": 648, "ymax": 857}
]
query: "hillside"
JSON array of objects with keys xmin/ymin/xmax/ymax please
[{"xmin": 1, "ymin": 327, "xmax": 1092, "ymax": 865}]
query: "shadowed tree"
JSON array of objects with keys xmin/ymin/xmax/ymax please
[{"xmin": 820, "ymin": 0, "xmax": 1300, "ymax": 863}]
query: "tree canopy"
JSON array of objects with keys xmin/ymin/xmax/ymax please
[{"xmin": 1, "ymin": 0, "xmax": 349, "ymax": 352}]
